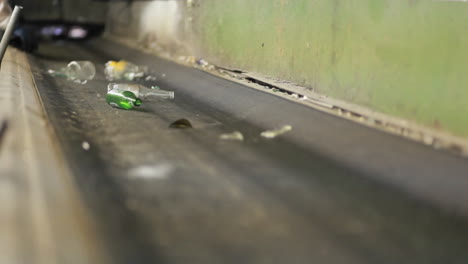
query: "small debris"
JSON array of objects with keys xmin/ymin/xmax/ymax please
[
  {"xmin": 128, "ymin": 163, "xmax": 174, "ymax": 180},
  {"xmin": 96, "ymin": 93, "xmax": 101, "ymax": 98},
  {"xmin": 220, "ymin": 131, "xmax": 244, "ymax": 141},
  {"xmin": 186, "ymin": 56, "xmax": 196, "ymax": 64},
  {"xmin": 423, "ymin": 135, "xmax": 434, "ymax": 145},
  {"xmin": 161, "ymin": 73, "xmax": 166, "ymax": 78},
  {"xmin": 74, "ymin": 80, "xmax": 87, "ymax": 85},
  {"xmin": 367, "ymin": 117, "xmax": 376, "ymax": 125},
  {"xmin": 145, "ymin": 75, "xmax": 157, "ymax": 81},
  {"xmin": 196, "ymin": 59, "xmax": 216, "ymax": 71},
  {"xmin": 170, "ymin": 118, "xmax": 193, "ymax": 129},
  {"xmin": 261, "ymin": 125, "xmax": 292, "ymax": 139},
  {"xmin": 197, "ymin": 59, "xmax": 209, "ymax": 67},
  {"xmin": 82, "ymin": 141, "xmax": 90, "ymax": 150}
]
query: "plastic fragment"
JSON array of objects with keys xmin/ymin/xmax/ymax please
[
  {"xmin": 104, "ymin": 60, "xmax": 148, "ymax": 81},
  {"xmin": 186, "ymin": 56, "xmax": 196, "ymax": 64}
]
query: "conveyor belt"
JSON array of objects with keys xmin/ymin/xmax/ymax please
[{"xmin": 29, "ymin": 39, "xmax": 468, "ymax": 264}]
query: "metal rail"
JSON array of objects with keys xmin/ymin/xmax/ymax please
[{"xmin": 0, "ymin": 5, "xmax": 22, "ymax": 69}]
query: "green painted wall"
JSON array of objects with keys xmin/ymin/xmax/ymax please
[{"xmin": 194, "ymin": 0, "xmax": 468, "ymax": 137}]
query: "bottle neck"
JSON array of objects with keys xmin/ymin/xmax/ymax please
[{"xmin": 134, "ymin": 98, "xmax": 142, "ymax": 106}]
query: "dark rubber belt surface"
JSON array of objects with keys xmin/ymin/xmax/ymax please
[{"xmin": 29, "ymin": 39, "xmax": 468, "ymax": 264}]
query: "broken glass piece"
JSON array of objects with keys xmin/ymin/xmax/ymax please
[
  {"xmin": 219, "ymin": 131, "xmax": 244, "ymax": 141},
  {"xmin": 169, "ymin": 118, "xmax": 192, "ymax": 129},
  {"xmin": 261, "ymin": 125, "xmax": 292, "ymax": 139}
]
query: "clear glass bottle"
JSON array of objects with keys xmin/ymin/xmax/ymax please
[
  {"xmin": 48, "ymin": 60, "xmax": 96, "ymax": 83},
  {"xmin": 107, "ymin": 83, "xmax": 174, "ymax": 99}
]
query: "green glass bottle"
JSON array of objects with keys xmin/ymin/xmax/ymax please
[{"xmin": 106, "ymin": 89, "xmax": 142, "ymax": 110}]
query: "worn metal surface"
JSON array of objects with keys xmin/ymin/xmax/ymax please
[
  {"xmin": 0, "ymin": 47, "xmax": 106, "ymax": 264},
  {"xmin": 29, "ymin": 40, "xmax": 468, "ymax": 264},
  {"xmin": 0, "ymin": 6, "xmax": 22, "ymax": 66}
]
